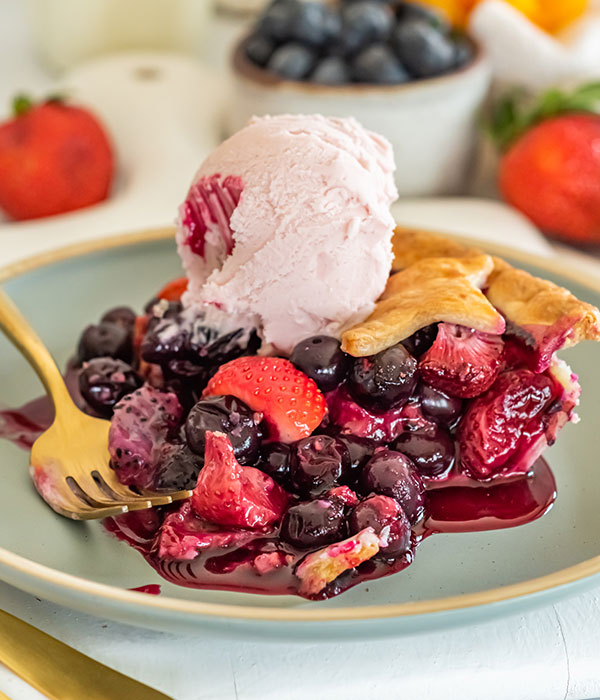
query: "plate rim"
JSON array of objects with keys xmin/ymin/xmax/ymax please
[{"xmin": 1, "ymin": 225, "xmax": 599, "ymax": 624}]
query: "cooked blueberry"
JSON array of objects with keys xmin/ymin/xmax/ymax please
[
  {"xmin": 154, "ymin": 444, "xmax": 202, "ymax": 491},
  {"xmin": 79, "ymin": 357, "xmax": 141, "ymax": 417},
  {"xmin": 162, "ymin": 360, "xmax": 209, "ymax": 408},
  {"xmin": 290, "ymin": 336, "xmax": 350, "ymax": 392},
  {"xmin": 141, "ymin": 316, "xmax": 188, "ymax": 364},
  {"xmin": 311, "ymin": 57, "xmax": 351, "ymax": 85},
  {"xmin": 361, "ymin": 448, "xmax": 425, "ymax": 523},
  {"xmin": 77, "ymin": 322, "xmax": 133, "ymax": 364},
  {"xmin": 290, "ymin": 2, "xmax": 341, "ymax": 46},
  {"xmin": 281, "ymin": 498, "xmax": 345, "ymax": 548},
  {"xmin": 348, "ymin": 343, "xmax": 417, "ymax": 411},
  {"xmin": 393, "ymin": 19, "xmax": 456, "ymax": 77},
  {"xmin": 352, "ymin": 44, "xmax": 410, "ymax": 84},
  {"xmin": 401, "ymin": 324, "xmax": 437, "ymax": 357},
  {"xmin": 185, "ymin": 395, "xmax": 262, "ymax": 465},
  {"xmin": 266, "ymin": 43, "xmax": 317, "ymax": 80},
  {"xmin": 396, "ymin": 1, "xmax": 450, "ymax": 33},
  {"xmin": 245, "ymin": 33, "xmax": 276, "ymax": 66},
  {"xmin": 290, "ymin": 435, "xmax": 350, "ymax": 496},
  {"xmin": 419, "ymin": 384, "xmax": 463, "ymax": 426},
  {"xmin": 259, "ymin": 442, "xmax": 292, "ymax": 486},
  {"xmin": 258, "ymin": 0, "xmax": 298, "ymax": 42},
  {"xmin": 394, "ymin": 426, "xmax": 455, "ymax": 478},
  {"xmin": 340, "ymin": 1, "xmax": 394, "ymax": 54},
  {"xmin": 335, "ymin": 435, "xmax": 375, "ymax": 480},
  {"xmin": 100, "ymin": 306, "xmax": 136, "ymax": 330},
  {"xmin": 349, "ymin": 494, "xmax": 411, "ymax": 557}
]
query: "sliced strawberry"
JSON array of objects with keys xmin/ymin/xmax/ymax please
[
  {"xmin": 458, "ymin": 369, "xmax": 561, "ymax": 480},
  {"xmin": 419, "ymin": 323, "xmax": 504, "ymax": 399},
  {"xmin": 203, "ymin": 356, "xmax": 326, "ymax": 443},
  {"xmin": 157, "ymin": 277, "xmax": 188, "ymax": 302},
  {"xmin": 192, "ymin": 431, "xmax": 288, "ymax": 529}
]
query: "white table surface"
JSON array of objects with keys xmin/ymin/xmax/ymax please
[{"xmin": 2, "ymin": 2, "xmax": 600, "ymax": 699}]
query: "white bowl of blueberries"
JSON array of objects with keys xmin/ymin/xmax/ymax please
[{"xmin": 229, "ymin": 0, "xmax": 491, "ymax": 196}]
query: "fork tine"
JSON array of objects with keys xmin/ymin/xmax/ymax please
[
  {"xmin": 93, "ymin": 469, "xmax": 176, "ymax": 507},
  {"xmin": 32, "ymin": 473, "xmax": 128, "ymax": 520},
  {"xmin": 69, "ymin": 473, "xmax": 153, "ymax": 511},
  {"xmin": 138, "ymin": 488, "xmax": 193, "ymax": 503}
]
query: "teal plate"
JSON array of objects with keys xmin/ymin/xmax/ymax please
[{"xmin": 0, "ymin": 228, "xmax": 599, "ymax": 641}]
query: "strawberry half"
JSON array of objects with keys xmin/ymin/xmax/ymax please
[
  {"xmin": 203, "ymin": 356, "xmax": 326, "ymax": 443},
  {"xmin": 191, "ymin": 432, "xmax": 288, "ymax": 529},
  {"xmin": 419, "ymin": 323, "xmax": 504, "ymax": 399},
  {"xmin": 458, "ymin": 369, "xmax": 561, "ymax": 480}
]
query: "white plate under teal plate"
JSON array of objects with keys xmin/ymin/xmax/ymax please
[{"xmin": 0, "ymin": 228, "xmax": 599, "ymax": 641}]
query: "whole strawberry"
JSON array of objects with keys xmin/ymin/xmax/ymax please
[
  {"xmin": 492, "ymin": 84, "xmax": 600, "ymax": 244},
  {"xmin": 0, "ymin": 95, "xmax": 114, "ymax": 220}
]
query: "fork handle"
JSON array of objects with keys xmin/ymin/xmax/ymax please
[{"xmin": 0, "ymin": 287, "xmax": 75, "ymax": 412}]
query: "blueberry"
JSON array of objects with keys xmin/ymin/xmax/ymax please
[
  {"xmin": 154, "ymin": 444, "xmax": 203, "ymax": 491},
  {"xmin": 396, "ymin": 2, "xmax": 451, "ymax": 34},
  {"xmin": 290, "ymin": 2, "xmax": 342, "ymax": 47},
  {"xmin": 394, "ymin": 426, "xmax": 455, "ymax": 478},
  {"xmin": 401, "ymin": 324, "xmax": 437, "ymax": 357},
  {"xmin": 245, "ymin": 33, "xmax": 276, "ymax": 67},
  {"xmin": 100, "ymin": 306, "xmax": 136, "ymax": 330},
  {"xmin": 393, "ymin": 19, "xmax": 456, "ymax": 77},
  {"xmin": 348, "ymin": 343, "xmax": 417, "ymax": 411},
  {"xmin": 335, "ymin": 435, "xmax": 374, "ymax": 481},
  {"xmin": 361, "ymin": 448, "xmax": 425, "ymax": 523},
  {"xmin": 258, "ymin": 0, "xmax": 298, "ymax": 42},
  {"xmin": 452, "ymin": 35, "xmax": 473, "ymax": 68},
  {"xmin": 162, "ymin": 359, "xmax": 209, "ymax": 409},
  {"xmin": 290, "ymin": 336, "xmax": 350, "ymax": 392},
  {"xmin": 419, "ymin": 384, "xmax": 463, "ymax": 427},
  {"xmin": 79, "ymin": 357, "xmax": 141, "ymax": 417},
  {"xmin": 311, "ymin": 57, "xmax": 351, "ymax": 85},
  {"xmin": 290, "ymin": 435, "xmax": 350, "ymax": 496},
  {"xmin": 352, "ymin": 44, "xmax": 410, "ymax": 84},
  {"xmin": 77, "ymin": 322, "xmax": 133, "ymax": 364},
  {"xmin": 349, "ymin": 494, "xmax": 411, "ymax": 557},
  {"xmin": 259, "ymin": 442, "xmax": 292, "ymax": 486},
  {"xmin": 281, "ymin": 498, "xmax": 346, "ymax": 548},
  {"xmin": 340, "ymin": 1, "xmax": 394, "ymax": 54},
  {"xmin": 266, "ymin": 43, "xmax": 317, "ymax": 80},
  {"xmin": 185, "ymin": 395, "xmax": 262, "ymax": 465}
]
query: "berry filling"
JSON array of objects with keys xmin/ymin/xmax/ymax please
[{"xmin": 2, "ymin": 274, "xmax": 585, "ymax": 602}]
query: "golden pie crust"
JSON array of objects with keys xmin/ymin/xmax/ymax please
[{"xmin": 341, "ymin": 226, "xmax": 600, "ymax": 357}]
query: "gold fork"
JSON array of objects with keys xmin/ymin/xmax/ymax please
[{"xmin": 0, "ymin": 288, "xmax": 192, "ymax": 520}]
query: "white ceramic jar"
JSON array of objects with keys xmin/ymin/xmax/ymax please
[{"xmin": 229, "ymin": 40, "xmax": 492, "ymax": 197}]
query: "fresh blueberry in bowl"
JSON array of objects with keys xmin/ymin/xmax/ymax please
[
  {"xmin": 340, "ymin": 1, "xmax": 395, "ymax": 55},
  {"xmin": 393, "ymin": 18, "xmax": 457, "ymax": 77},
  {"xmin": 245, "ymin": 33, "xmax": 276, "ymax": 67},
  {"xmin": 267, "ymin": 43, "xmax": 317, "ymax": 80},
  {"xmin": 311, "ymin": 56, "xmax": 351, "ymax": 85},
  {"xmin": 352, "ymin": 44, "xmax": 410, "ymax": 84},
  {"xmin": 348, "ymin": 343, "xmax": 417, "ymax": 411},
  {"xmin": 79, "ymin": 357, "xmax": 141, "ymax": 417},
  {"xmin": 290, "ymin": 335, "xmax": 350, "ymax": 392}
]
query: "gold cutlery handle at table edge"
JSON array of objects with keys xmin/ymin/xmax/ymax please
[
  {"xmin": 0, "ymin": 609, "xmax": 174, "ymax": 700},
  {"xmin": 0, "ymin": 288, "xmax": 74, "ymax": 411}
]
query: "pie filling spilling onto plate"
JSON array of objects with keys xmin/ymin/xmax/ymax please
[{"xmin": 3, "ymin": 116, "xmax": 600, "ymax": 600}]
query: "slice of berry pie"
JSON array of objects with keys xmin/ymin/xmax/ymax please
[
  {"xmin": 5, "ymin": 115, "xmax": 599, "ymax": 601},
  {"xmin": 98, "ymin": 219, "xmax": 599, "ymax": 600}
]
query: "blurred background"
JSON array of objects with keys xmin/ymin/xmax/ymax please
[{"xmin": 2, "ymin": 0, "xmax": 600, "ymax": 268}]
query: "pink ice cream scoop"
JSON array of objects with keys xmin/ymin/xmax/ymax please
[{"xmin": 176, "ymin": 114, "xmax": 398, "ymax": 353}]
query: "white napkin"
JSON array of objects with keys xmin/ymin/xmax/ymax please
[{"xmin": 470, "ymin": 0, "xmax": 600, "ymax": 90}]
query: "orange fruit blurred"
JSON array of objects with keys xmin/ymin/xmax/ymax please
[{"xmin": 417, "ymin": 0, "xmax": 587, "ymax": 32}]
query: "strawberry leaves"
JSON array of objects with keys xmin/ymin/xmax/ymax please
[{"xmin": 490, "ymin": 82, "xmax": 600, "ymax": 151}]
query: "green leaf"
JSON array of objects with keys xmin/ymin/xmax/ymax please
[{"xmin": 12, "ymin": 94, "xmax": 33, "ymax": 117}]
